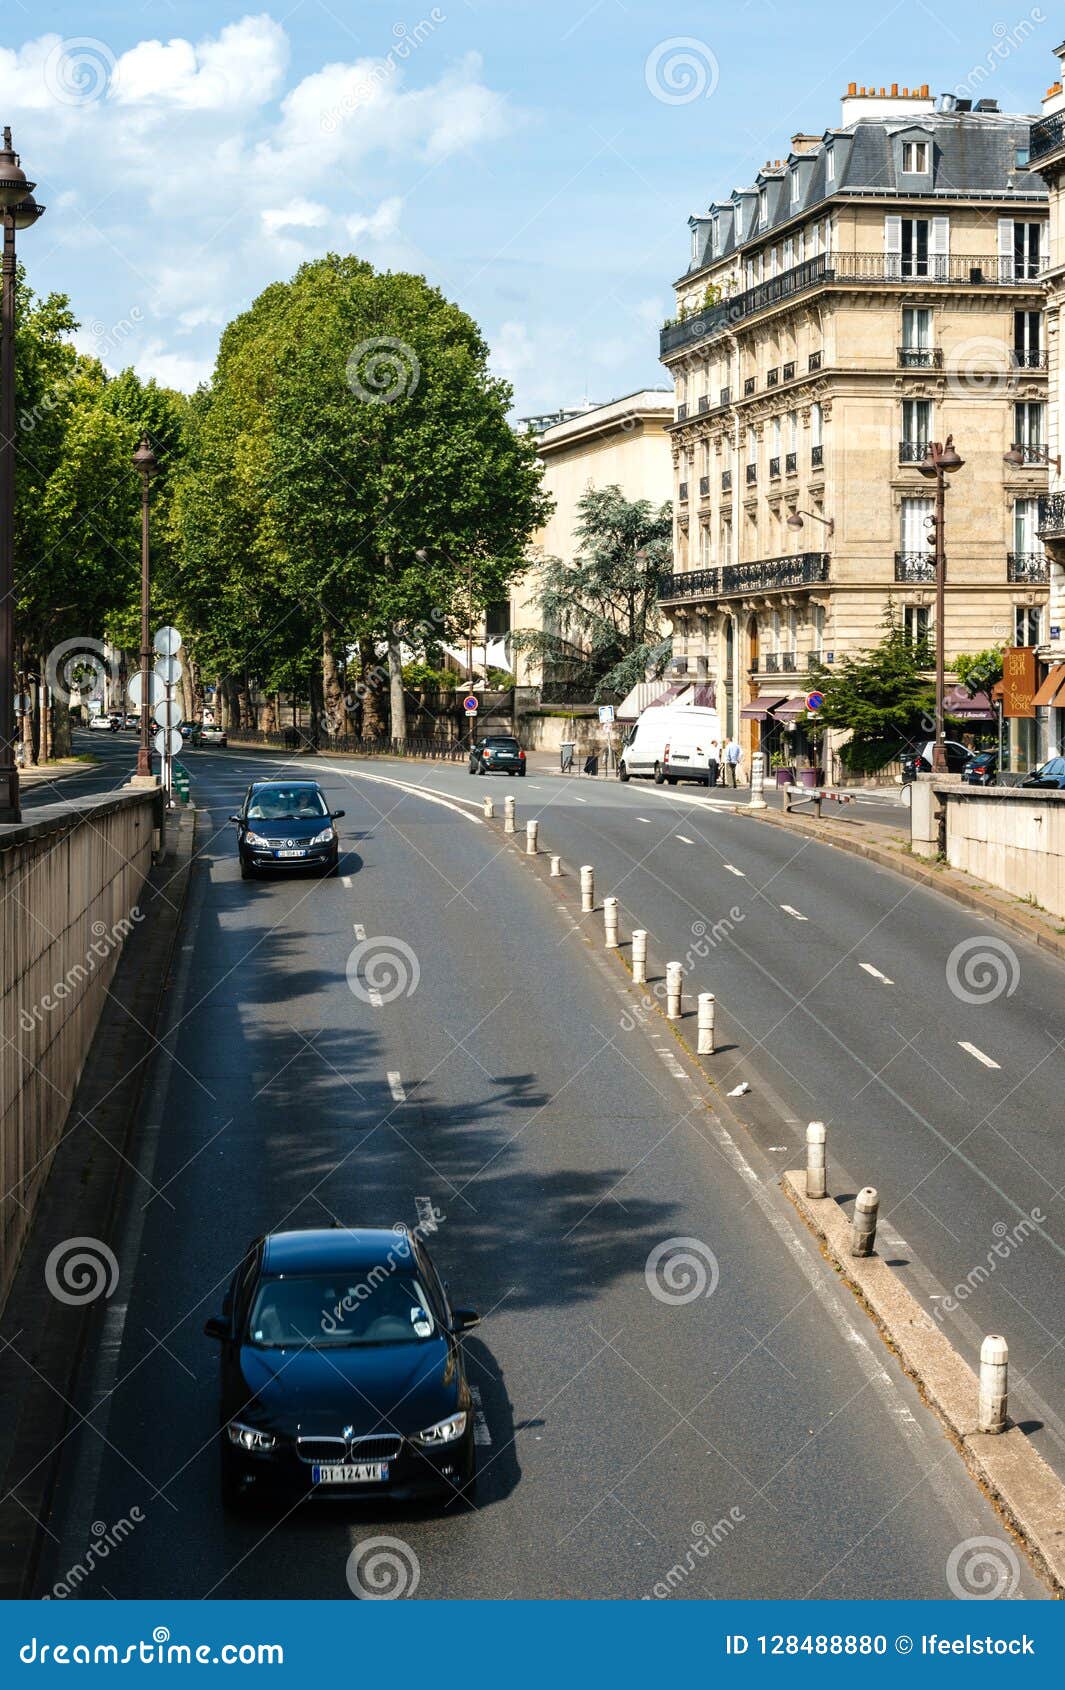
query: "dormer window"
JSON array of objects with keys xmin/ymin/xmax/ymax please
[
  {"xmin": 759, "ymin": 187, "xmax": 768, "ymax": 227},
  {"xmin": 691, "ymin": 226, "xmax": 700, "ymax": 264},
  {"xmin": 790, "ymin": 170, "xmax": 800, "ymax": 205},
  {"xmin": 902, "ymin": 140, "xmax": 929, "ymax": 174},
  {"xmin": 825, "ymin": 147, "xmax": 835, "ymax": 184},
  {"xmin": 711, "ymin": 216, "xmax": 719, "ymax": 256}
]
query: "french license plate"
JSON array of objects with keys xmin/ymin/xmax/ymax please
[
  {"xmin": 276, "ymin": 849, "xmax": 306, "ymax": 858},
  {"xmin": 312, "ymin": 1462, "xmax": 388, "ymax": 1484}
]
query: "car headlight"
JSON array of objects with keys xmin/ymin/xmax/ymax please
[
  {"xmin": 412, "ymin": 1411, "xmax": 467, "ymax": 1447},
  {"xmin": 244, "ymin": 831, "xmax": 269, "ymax": 847},
  {"xmin": 309, "ymin": 826, "xmax": 335, "ymax": 846},
  {"xmin": 226, "ymin": 1421, "xmax": 277, "ymax": 1453}
]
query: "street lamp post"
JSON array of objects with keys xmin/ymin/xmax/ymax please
[
  {"xmin": 132, "ymin": 437, "xmax": 158, "ymax": 778},
  {"xmin": 0, "ymin": 127, "xmax": 44, "ymax": 824},
  {"xmin": 918, "ymin": 436, "xmax": 964, "ymax": 774}
]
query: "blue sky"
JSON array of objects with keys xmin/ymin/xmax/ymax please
[{"xmin": 1, "ymin": 1, "xmax": 1055, "ymax": 414}]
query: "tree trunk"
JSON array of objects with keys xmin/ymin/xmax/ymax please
[
  {"xmin": 309, "ymin": 665, "xmax": 324, "ymax": 748},
  {"xmin": 322, "ymin": 624, "xmax": 344, "ymax": 740},
  {"xmin": 359, "ymin": 636, "xmax": 386, "ymax": 740},
  {"xmin": 237, "ymin": 671, "xmax": 252, "ymax": 733},
  {"xmin": 19, "ymin": 655, "xmax": 36, "ymax": 766},
  {"xmin": 388, "ymin": 630, "xmax": 406, "ymax": 747},
  {"xmin": 259, "ymin": 695, "xmax": 276, "ymax": 733},
  {"xmin": 39, "ymin": 659, "xmax": 52, "ymax": 761},
  {"xmin": 51, "ymin": 694, "xmax": 72, "ymax": 758},
  {"xmin": 215, "ymin": 678, "xmax": 227, "ymax": 729},
  {"xmin": 228, "ymin": 677, "xmax": 241, "ymax": 731}
]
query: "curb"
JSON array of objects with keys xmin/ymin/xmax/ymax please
[
  {"xmin": 733, "ymin": 802, "xmax": 1065, "ymax": 967},
  {"xmin": 782, "ymin": 1170, "xmax": 1065, "ymax": 1596}
]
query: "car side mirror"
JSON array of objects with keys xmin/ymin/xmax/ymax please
[
  {"xmin": 229, "ymin": 815, "xmax": 241, "ymax": 825},
  {"xmin": 451, "ymin": 1307, "xmax": 480, "ymax": 1332},
  {"xmin": 204, "ymin": 1316, "xmax": 228, "ymax": 1341},
  {"xmin": 331, "ymin": 809, "xmax": 345, "ymax": 819}
]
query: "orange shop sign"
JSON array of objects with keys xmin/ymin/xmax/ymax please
[{"xmin": 1002, "ymin": 646, "xmax": 1036, "ymax": 718}]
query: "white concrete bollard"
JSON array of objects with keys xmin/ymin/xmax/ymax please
[
  {"xmin": 666, "ymin": 962, "xmax": 683, "ymax": 1020},
  {"xmin": 580, "ymin": 865, "xmax": 595, "ymax": 913},
  {"xmin": 603, "ymin": 896, "xmax": 619, "ymax": 949},
  {"xmin": 851, "ymin": 1186, "xmax": 879, "ymax": 1257},
  {"xmin": 979, "ymin": 1334, "xmax": 1009, "ymax": 1434},
  {"xmin": 697, "ymin": 992, "xmax": 716, "ymax": 1054},
  {"xmin": 482, "ymin": 796, "xmax": 494, "ymax": 820},
  {"xmin": 631, "ymin": 929, "xmax": 648, "ymax": 985},
  {"xmin": 748, "ymin": 749, "xmax": 767, "ymax": 811},
  {"xmin": 526, "ymin": 819, "xmax": 538, "ymax": 855},
  {"xmin": 805, "ymin": 1121, "xmax": 827, "ymax": 1199},
  {"xmin": 550, "ymin": 855, "xmax": 562, "ymax": 878},
  {"xmin": 504, "ymin": 795, "xmax": 516, "ymax": 834}
]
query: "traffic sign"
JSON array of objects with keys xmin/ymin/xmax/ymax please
[
  {"xmin": 128, "ymin": 671, "xmax": 165, "ymax": 710},
  {"xmin": 463, "ymin": 695, "xmax": 478, "ymax": 715},
  {"xmin": 155, "ymin": 697, "xmax": 181, "ymax": 729},
  {"xmin": 154, "ymin": 625, "xmax": 182, "ymax": 657},
  {"xmin": 598, "ymin": 704, "xmax": 615, "ymax": 724},
  {"xmin": 154, "ymin": 654, "xmax": 183, "ymax": 686},
  {"xmin": 153, "ymin": 727, "xmax": 183, "ymax": 758},
  {"xmin": 805, "ymin": 690, "xmax": 824, "ymax": 713}
]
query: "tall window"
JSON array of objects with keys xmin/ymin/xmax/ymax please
[
  {"xmin": 901, "ymin": 307, "xmax": 932, "ymax": 366},
  {"xmin": 1014, "ymin": 310, "xmax": 1042, "ymax": 365},
  {"xmin": 825, "ymin": 147, "xmax": 834, "ymax": 184},
  {"xmin": 885, "ymin": 216, "xmax": 949, "ymax": 280},
  {"xmin": 900, "ymin": 496, "xmax": 934, "ymax": 554},
  {"xmin": 790, "ymin": 169, "xmax": 800, "ymax": 205},
  {"xmin": 783, "ymin": 236, "xmax": 793, "ymax": 268},
  {"xmin": 811, "ymin": 401, "xmax": 823, "ymax": 449},
  {"xmin": 759, "ymin": 187, "xmax": 768, "ymax": 227},
  {"xmin": 1014, "ymin": 402, "xmax": 1045, "ymax": 457},
  {"xmin": 903, "ymin": 605, "xmax": 932, "ymax": 646},
  {"xmin": 809, "ymin": 221, "xmax": 820, "ymax": 258},
  {"xmin": 999, "ymin": 220, "xmax": 1043, "ymax": 282},
  {"xmin": 747, "ymin": 426, "xmax": 757, "ymax": 465},
  {"xmin": 1015, "ymin": 606, "xmax": 1041, "ymax": 646},
  {"xmin": 789, "ymin": 410, "xmax": 798, "ymax": 452},
  {"xmin": 1013, "ymin": 496, "xmax": 1045, "ymax": 554},
  {"xmin": 700, "ymin": 522, "xmax": 712, "ymax": 565},
  {"xmin": 901, "ymin": 140, "xmax": 929, "ymax": 174},
  {"xmin": 772, "ymin": 416, "xmax": 782, "ymax": 456},
  {"xmin": 901, "ymin": 399, "xmax": 931, "ymax": 457}
]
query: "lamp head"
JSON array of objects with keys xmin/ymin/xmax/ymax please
[{"xmin": 132, "ymin": 436, "xmax": 158, "ymax": 478}]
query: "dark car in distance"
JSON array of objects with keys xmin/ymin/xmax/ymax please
[
  {"xmin": 204, "ymin": 1227, "xmax": 480, "ymax": 1509},
  {"xmin": 231, "ymin": 780, "xmax": 344, "ymax": 878},
  {"xmin": 469, "ymin": 735, "xmax": 526, "ymax": 775},
  {"xmin": 1021, "ymin": 756, "xmax": 1065, "ymax": 790},
  {"xmin": 900, "ymin": 739, "xmax": 974, "ymax": 781},
  {"xmin": 962, "ymin": 749, "xmax": 997, "ymax": 786}
]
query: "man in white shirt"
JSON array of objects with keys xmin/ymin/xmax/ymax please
[{"xmin": 724, "ymin": 736, "xmax": 742, "ymax": 786}]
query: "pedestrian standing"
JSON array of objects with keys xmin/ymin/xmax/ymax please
[
  {"xmin": 724, "ymin": 735, "xmax": 742, "ymax": 786},
  {"xmin": 707, "ymin": 740, "xmax": 720, "ymax": 789}
]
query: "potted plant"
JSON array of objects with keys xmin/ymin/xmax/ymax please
[
  {"xmin": 801, "ymin": 716, "xmax": 826, "ymax": 786},
  {"xmin": 770, "ymin": 750, "xmax": 795, "ymax": 785}
]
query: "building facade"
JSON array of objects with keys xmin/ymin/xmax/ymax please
[
  {"xmin": 659, "ymin": 82, "xmax": 1049, "ymax": 769},
  {"xmin": 513, "ymin": 391, "xmax": 674, "ymax": 689},
  {"xmin": 1031, "ymin": 45, "xmax": 1065, "ymax": 753}
]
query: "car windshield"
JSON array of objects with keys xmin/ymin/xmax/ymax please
[
  {"xmin": 1035, "ymin": 758, "xmax": 1065, "ymax": 778},
  {"xmin": 247, "ymin": 1271, "xmax": 438, "ymax": 1348},
  {"xmin": 485, "ymin": 738, "xmax": 519, "ymax": 750},
  {"xmin": 246, "ymin": 786, "xmax": 328, "ymax": 821}
]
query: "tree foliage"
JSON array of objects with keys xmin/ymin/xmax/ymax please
[{"xmin": 805, "ymin": 605, "xmax": 934, "ymax": 773}]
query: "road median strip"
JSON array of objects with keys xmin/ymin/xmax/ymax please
[{"xmin": 782, "ymin": 1169, "xmax": 1065, "ymax": 1597}]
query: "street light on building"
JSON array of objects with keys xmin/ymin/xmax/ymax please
[
  {"xmin": 0, "ymin": 126, "xmax": 45, "ymax": 824},
  {"xmin": 918, "ymin": 435, "xmax": 965, "ymax": 773},
  {"xmin": 132, "ymin": 437, "xmax": 158, "ymax": 779},
  {"xmin": 786, "ymin": 510, "xmax": 835, "ymax": 539}
]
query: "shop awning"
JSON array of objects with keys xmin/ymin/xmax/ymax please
[
  {"xmin": 943, "ymin": 685, "xmax": 996, "ymax": 721},
  {"xmin": 740, "ymin": 695, "xmax": 787, "ymax": 721},
  {"xmin": 773, "ymin": 696, "xmax": 809, "ymax": 722},
  {"xmin": 1033, "ymin": 665, "xmax": 1065, "ymax": 708}
]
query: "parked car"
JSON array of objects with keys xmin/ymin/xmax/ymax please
[
  {"xmin": 204, "ymin": 1226, "xmax": 479, "ymax": 1509},
  {"xmin": 200, "ymin": 723, "xmax": 227, "ymax": 747},
  {"xmin": 123, "ymin": 711, "xmax": 139, "ymax": 730},
  {"xmin": 660, "ymin": 722, "xmax": 720, "ymax": 786},
  {"xmin": 618, "ymin": 702, "xmax": 720, "ymax": 783},
  {"xmin": 179, "ymin": 720, "xmax": 203, "ymax": 747},
  {"xmin": 88, "ymin": 712, "xmax": 119, "ymax": 733},
  {"xmin": 962, "ymin": 749, "xmax": 997, "ymax": 786},
  {"xmin": 231, "ymin": 780, "xmax": 344, "ymax": 878},
  {"xmin": 1021, "ymin": 756, "xmax": 1065, "ymax": 790},
  {"xmin": 900, "ymin": 739, "xmax": 973, "ymax": 780},
  {"xmin": 469, "ymin": 735, "xmax": 526, "ymax": 775}
]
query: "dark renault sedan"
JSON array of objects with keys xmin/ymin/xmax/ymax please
[
  {"xmin": 231, "ymin": 780, "xmax": 344, "ymax": 878},
  {"xmin": 205, "ymin": 1228, "xmax": 480, "ymax": 1510}
]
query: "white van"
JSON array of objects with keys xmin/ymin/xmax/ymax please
[{"xmin": 618, "ymin": 704, "xmax": 721, "ymax": 785}]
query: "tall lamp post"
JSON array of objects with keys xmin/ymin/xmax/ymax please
[
  {"xmin": 0, "ymin": 127, "xmax": 44, "ymax": 824},
  {"xmin": 132, "ymin": 437, "xmax": 158, "ymax": 779},
  {"xmin": 918, "ymin": 436, "xmax": 964, "ymax": 773}
]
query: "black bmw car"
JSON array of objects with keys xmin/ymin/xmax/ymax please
[
  {"xmin": 204, "ymin": 1227, "xmax": 480, "ymax": 1510},
  {"xmin": 231, "ymin": 780, "xmax": 344, "ymax": 878}
]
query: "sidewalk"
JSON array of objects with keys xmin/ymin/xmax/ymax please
[{"xmin": 18, "ymin": 756, "xmax": 99, "ymax": 788}]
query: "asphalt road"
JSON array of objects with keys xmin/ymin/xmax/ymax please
[{"xmin": 35, "ymin": 737, "xmax": 1043, "ymax": 1600}]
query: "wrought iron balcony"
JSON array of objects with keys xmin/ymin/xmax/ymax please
[
  {"xmin": 895, "ymin": 550, "xmax": 937, "ymax": 582},
  {"xmin": 808, "ymin": 351, "xmax": 822, "ymax": 372},
  {"xmin": 1030, "ymin": 108, "xmax": 1065, "ymax": 163},
  {"xmin": 745, "ymin": 462, "xmax": 757, "ymax": 485},
  {"xmin": 678, "ymin": 481, "xmax": 689, "ymax": 502},
  {"xmin": 676, "ymin": 402, "xmax": 689, "ymax": 421},
  {"xmin": 763, "ymin": 652, "xmax": 780, "ymax": 673},
  {"xmin": 769, "ymin": 456, "xmax": 781, "ymax": 479},
  {"xmin": 1007, "ymin": 550, "xmax": 1049, "ymax": 582},
  {"xmin": 803, "ymin": 649, "xmax": 822, "ymax": 666},
  {"xmin": 1038, "ymin": 492, "xmax": 1065, "ymax": 538},
  {"xmin": 1011, "ymin": 349, "xmax": 1048, "ymax": 369},
  {"xmin": 782, "ymin": 361, "xmax": 796, "ymax": 382},
  {"xmin": 767, "ymin": 368, "xmax": 779, "ymax": 388},
  {"xmin": 743, "ymin": 376, "xmax": 756, "ymax": 396},
  {"xmin": 898, "ymin": 346, "xmax": 942, "ymax": 369},
  {"xmin": 658, "ymin": 552, "xmax": 829, "ymax": 603},
  {"xmin": 699, "ymin": 474, "xmax": 710, "ymax": 498},
  {"xmin": 722, "ymin": 469, "xmax": 732, "ymax": 492},
  {"xmin": 785, "ymin": 451, "xmax": 797, "ymax": 475},
  {"xmin": 899, "ymin": 439, "xmax": 930, "ymax": 464},
  {"xmin": 1011, "ymin": 442, "xmax": 1051, "ymax": 466},
  {"xmin": 780, "ymin": 649, "xmax": 798, "ymax": 670},
  {"xmin": 811, "ymin": 444, "xmax": 824, "ymax": 469}
]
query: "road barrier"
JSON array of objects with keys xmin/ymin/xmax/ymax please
[
  {"xmin": 666, "ymin": 961, "xmax": 683, "ymax": 1020},
  {"xmin": 580, "ymin": 865, "xmax": 595, "ymax": 913},
  {"xmin": 697, "ymin": 992, "xmax": 716, "ymax": 1054},
  {"xmin": 805, "ymin": 1121, "xmax": 827, "ymax": 1198},
  {"xmin": 851, "ymin": 1186, "xmax": 879, "ymax": 1257},
  {"xmin": 748, "ymin": 750, "xmax": 767, "ymax": 812},
  {"xmin": 979, "ymin": 1334, "xmax": 1009, "ymax": 1434},
  {"xmin": 550, "ymin": 854, "xmax": 562, "ymax": 877},
  {"xmin": 603, "ymin": 897, "xmax": 619, "ymax": 949},
  {"xmin": 504, "ymin": 796, "xmax": 516, "ymax": 834},
  {"xmin": 483, "ymin": 796, "xmax": 494, "ymax": 819},
  {"xmin": 632, "ymin": 929, "xmax": 647, "ymax": 985},
  {"xmin": 526, "ymin": 820, "xmax": 538, "ymax": 855}
]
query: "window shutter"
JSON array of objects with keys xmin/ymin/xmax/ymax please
[
  {"xmin": 884, "ymin": 215, "xmax": 902, "ymax": 280},
  {"xmin": 931, "ymin": 217, "xmax": 950, "ymax": 280},
  {"xmin": 997, "ymin": 218, "xmax": 1014, "ymax": 283},
  {"xmin": 1041, "ymin": 220, "xmax": 1050, "ymax": 271}
]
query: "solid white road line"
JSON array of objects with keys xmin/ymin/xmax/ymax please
[
  {"xmin": 780, "ymin": 904, "xmax": 808, "ymax": 921},
  {"xmin": 859, "ymin": 962, "xmax": 894, "ymax": 985},
  {"xmin": 958, "ymin": 1041, "xmax": 1001, "ymax": 1070},
  {"xmin": 304, "ymin": 763, "xmax": 484, "ymax": 823},
  {"xmin": 675, "ymin": 834, "xmax": 695, "ymax": 844},
  {"xmin": 340, "ymin": 876, "xmax": 353, "ymax": 888},
  {"xmin": 723, "ymin": 864, "xmax": 745, "ymax": 877},
  {"xmin": 387, "ymin": 1070, "xmax": 407, "ymax": 1102}
]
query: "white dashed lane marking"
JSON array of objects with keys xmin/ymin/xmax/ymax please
[
  {"xmin": 675, "ymin": 834, "xmax": 695, "ymax": 845},
  {"xmin": 780, "ymin": 904, "xmax": 808, "ymax": 921},
  {"xmin": 859, "ymin": 962, "xmax": 894, "ymax": 985},
  {"xmin": 387, "ymin": 1071, "xmax": 407, "ymax": 1102},
  {"xmin": 723, "ymin": 864, "xmax": 745, "ymax": 877},
  {"xmin": 637, "ymin": 816, "xmax": 652, "ymax": 824},
  {"xmin": 341, "ymin": 876, "xmax": 353, "ymax": 888},
  {"xmin": 958, "ymin": 1041, "xmax": 1001, "ymax": 1070}
]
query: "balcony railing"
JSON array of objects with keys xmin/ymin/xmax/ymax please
[
  {"xmin": 767, "ymin": 368, "xmax": 779, "ymax": 388},
  {"xmin": 1007, "ymin": 550, "xmax": 1049, "ymax": 582},
  {"xmin": 808, "ymin": 351, "xmax": 822, "ymax": 372},
  {"xmin": 895, "ymin": 551, "xmax": 937, "ymax": 582},
  {"xmin": 804, "ymin": 649, "xmax": 822, "ymax": 666},
  {"xmin": 898, "ymin": 439, "xmax": 930, "ymax": 464},
  {"xmin": 785, "ymin": 451, "xmax": 797, "ymax": 475},
  {"xmin": 722, "ymin": 469, "xmax": 732, "ymax": 492},
  {"xmin": 1012, "ymin": 442, "xmax": 1051, "ymax": 465},
  {"xmin": 1030, "ymin": 108, "xmax": 1065, "ymax": 164},
  {"xmin": 1039, "ymin": 492, "xmax": 1065, "ymax": 538},
  {"xmin": 780, "ymin": 649, "xmax": 797, "ymax": 670},
  {"xmin": 660, "ymin": 251, "xmax": 1045, "ymax": 358},
  {"xmin": 769, "ymin": 456, "xmax": 781, "ymax": 479},
  {"xmin": 746, "ymin": 463, "xmax": 757, "ymax": 485},
  {"xmin": 898, "ymin": 346, "xmax": 943, "ymax": 368},
  {"xmin": 763, "ymin": 652, "xmax": 780, "ymax": 673},
  {"xmin": 811, "ymin": 444, "xmax": 824, "ymax": 469},
  {"xmin": 658, "ymin": 551, "xmax": 830, "ymax": 602},
  {"xmin": 699, "ymin": 474, "xmax": 711, "ymax": 497},
  {"xmin": 1011, "ymin": 349, "xmax": 1048, "ymax": 369},
  {"xmin": 782, "ymin": 361, "xmax": 796, "ymax": 382},
  {"xmin": 676, "ymin": 403, "xmax": 689, "ymax": 421},
  {"xmin": 743, "ymin": 376, "xmax": 756, "ymax": 396},
  {"xmin": 678, "ymin": 481, "xmax": 689, "ymax": 502}
]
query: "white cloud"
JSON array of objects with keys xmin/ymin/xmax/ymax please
[
  {"xmin": 134, "ymin": 341, "xmax": 214, "ymax": 391},
  {"xmin": 345, "ymin": 198, "xmax": 403, "ymax": 243},
  {"xmin": 261, "ymin": 200, "xmax": 330, "ymax": 238},
  {"xmin": 111, "ymin": 17, "xmax": 288, "ymax": 110}
]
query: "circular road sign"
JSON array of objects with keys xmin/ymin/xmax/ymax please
[
  {"xmin": 153, "ymin": 728, "xmax": 184, "ymax": 759},
  {"xmin": 154, "ymin": 654, "xmax": 183, "ymax": 687},
  {"xmin": 128, "ymin": 670, "xmax": 165, "ymax": 710},
  {"xmin": 154, "ymin": 625, "xmax": 182, "ymax": 657},
  {"xmin": 463, "ymin": 695, "xmax": 478, "ymax": 715},
  {"xmin": 155, "ymin": 697, "xmax": 182, "ymax": 729},
  {"xmin": 805, "ymin": 690, "xmax": 824, "ymax": 712}
]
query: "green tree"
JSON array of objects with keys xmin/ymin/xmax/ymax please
[
  {"xmin": 954, "ymin": 646, "xmax": 1004, "ymax": 697},
  {"xmin": 513, "ymin": 485, "xmax": 672, "ymax": 700},
  {"xmin": 805, "ymin": 605, "xmax": 934, "ymax": 773}
]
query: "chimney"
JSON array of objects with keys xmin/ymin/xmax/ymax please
[
  {"xmin": 841, "ymin": 79, "xmax": 935, "ymax": 124},
  {"xmin": 791, "ymin": 133, "xmax": 821, "ymax": 155}
]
